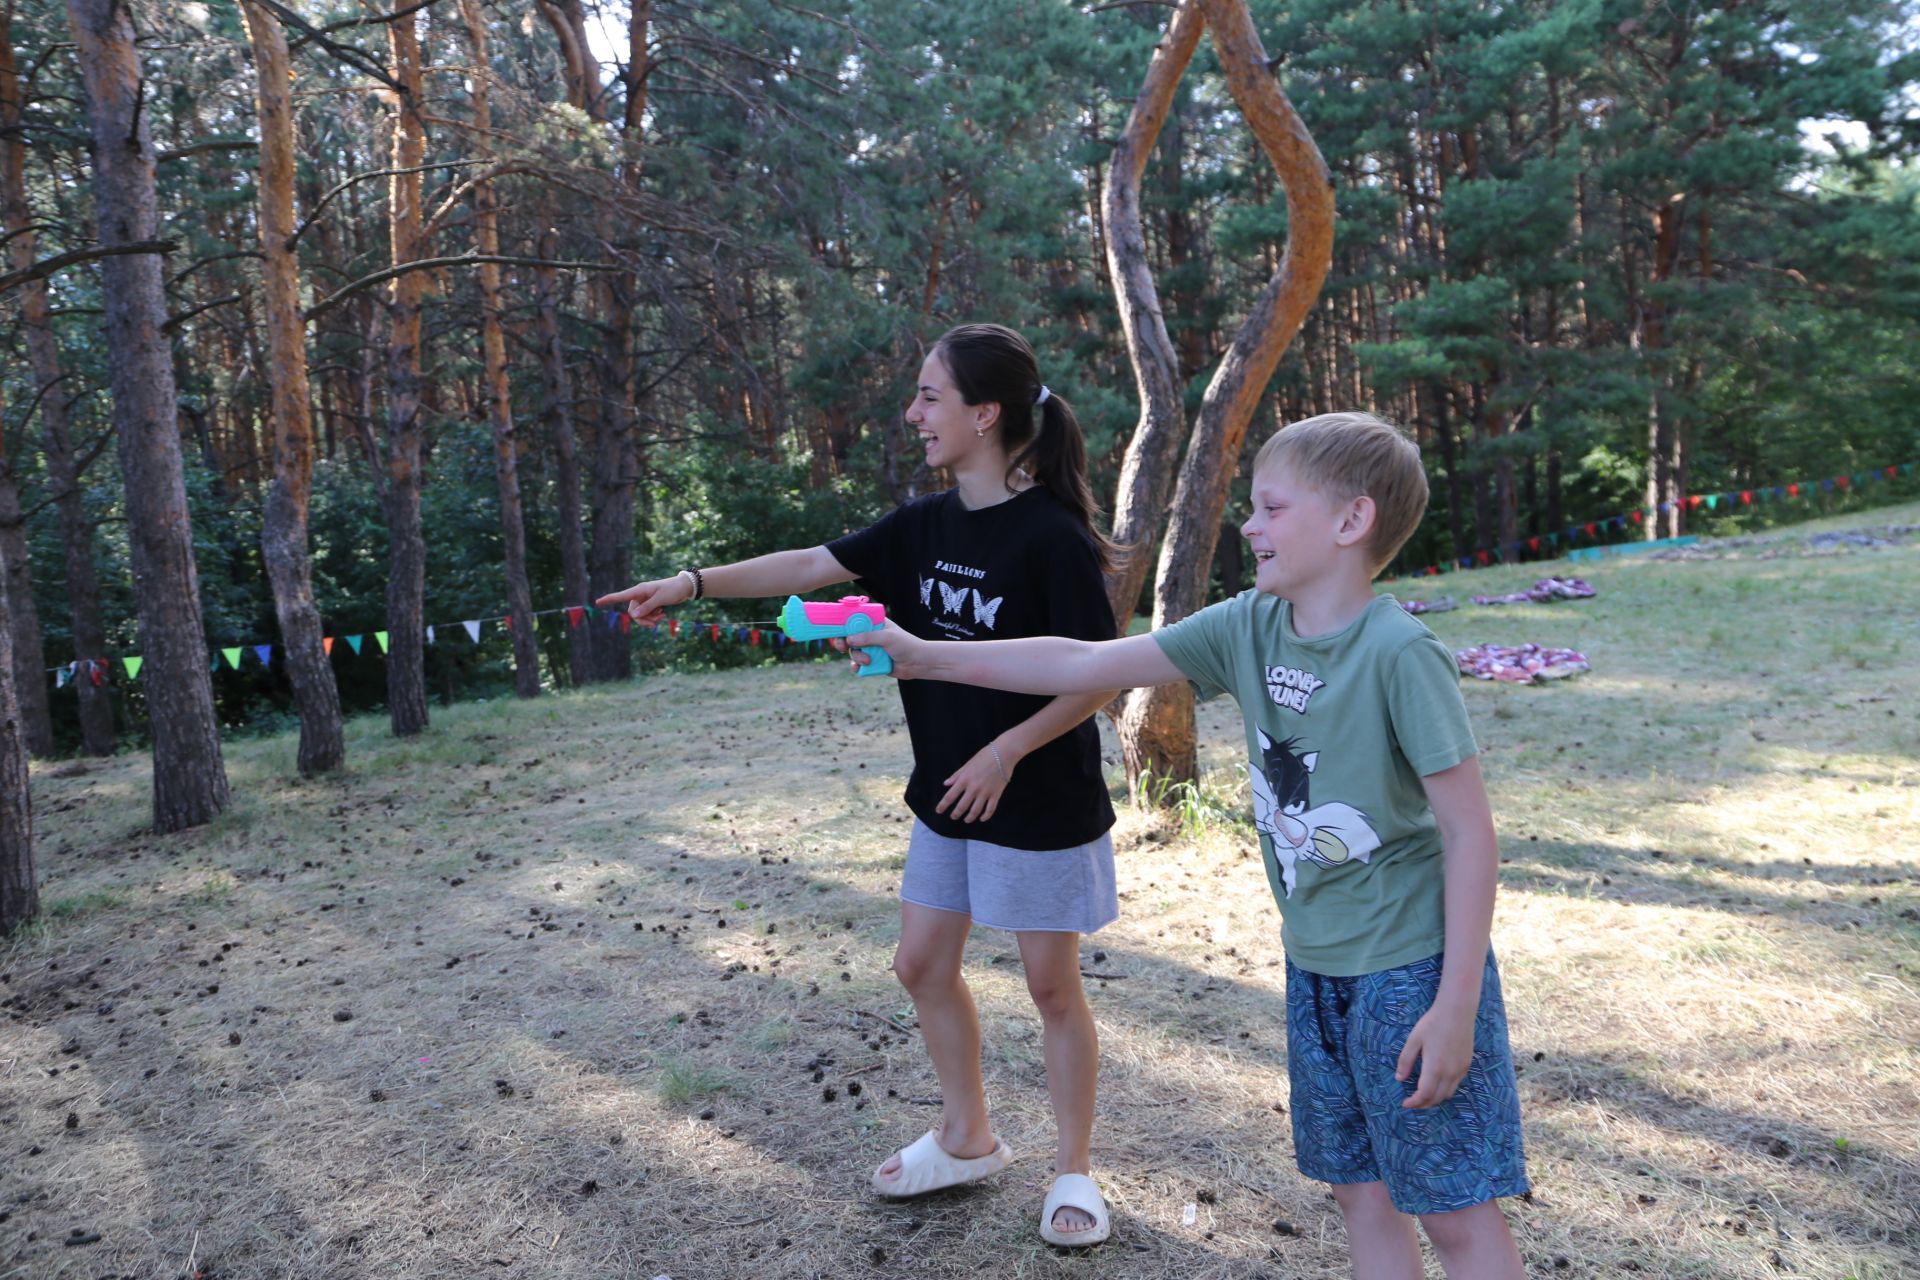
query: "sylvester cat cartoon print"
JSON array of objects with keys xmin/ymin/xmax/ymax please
[{"xmin": 1250, "ymin": 729, "xmax": 1383, "ymax": 896}]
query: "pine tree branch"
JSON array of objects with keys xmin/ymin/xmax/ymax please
[
  {"xmin": 304, "ymin": 254, "xmax": 620, "ymax": 321},
  {"xmin": 0, "ymin": 239, "xmax": 175, "ymax": 296}
]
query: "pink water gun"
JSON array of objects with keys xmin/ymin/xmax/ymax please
[{"xmin": 778, "ymin": 595, "xmax": 891, "ymax": 676}]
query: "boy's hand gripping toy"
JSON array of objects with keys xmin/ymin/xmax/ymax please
[{"xmin": 779, "ymin": 595, "xmax": 891, "ymax": 677}]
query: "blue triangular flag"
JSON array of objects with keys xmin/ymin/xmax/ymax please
[
  {"xmin": 254, "ymin": 645, "xmax": 272, "ymax": 666},
  {"xmin": 427, "ymin": 625, "xmax": 436, "ymax": 645}
]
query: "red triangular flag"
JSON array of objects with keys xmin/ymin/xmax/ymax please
[
  {"xmin": 567, "ymin": 606, "xmax": 583, "ymax": 629},
  {"xmin": 323, "ymin": 636, "xmax": 334, "ymax": 655},
  {"xmin": 1629, "ymin": 508, "xmax": 1643, "ymax": 525},
  {"xmin": 1527, "ymin": 536, "xmax": 1539, "ymax": 552},
  {"xmin": 750, "ymin": 628, "xmax": 761, "ymax": 646},
  {"xmin": 619, "ymin": 613, "xmax": 631, "ymax": 634},
  {"xmin": 669, "ymin": 618, "xmax": 679, "ymax": 638}
]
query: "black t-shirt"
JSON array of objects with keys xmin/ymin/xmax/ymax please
[{"xmin": 827, "ymin": 486, "xmax": 1116, "ymax": 851}]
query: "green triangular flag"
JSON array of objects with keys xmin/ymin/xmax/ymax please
[
  {"xmin": 375, "ymin": 631, "xmax": 389, "ymax": 653},
  {"xmin": 124, "ymin": 656, "xmax": 143, "ymax": 679},
  {"xmin": 346, "ymin": 635, "xmax": 363, "ymax": 654},
  {"xmin": 223, "ymin": 647, "xmax": 243, "ymax": 670}
]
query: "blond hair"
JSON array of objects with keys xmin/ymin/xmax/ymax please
[{"xmin": 1253, "ymin": 411, "xmax": 1428, "ymax": 573}]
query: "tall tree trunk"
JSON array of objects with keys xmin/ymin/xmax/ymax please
[
  {"xmin": 530, "ymin": 5, "xmax": 594, "ymax": 685},
  {"xmin": 1119, "ymin": 0, "xmax": 1335, "ymax": 790},
  {"xmin": 0, "ymin": 15, "xmax": 52, "ymax": 757},
  {"xmin": 383, "ymin": 10, "xmax": 430, "ymax": 735},
  {"xmin": 1643, "ymin": 198, "xmax": 1682, "ymax": 539},
  {"xmin": 66, "ymin": 0, "xmax": 228, "ymax": 829},
  {"xmin": 2, "ymin": 47, "xmax": 112, "ymax": 759},
  {"xmin": 538, "ymin": 0, "xmax": 637, "ymax": 683},
  {"xmin": 534, "ymin": 221, "xmax": 592, "ymax": 686},
  {"xmin": 460, "ymin": 0, "xmax": 540, "ymax": 698},
  {"xmin": 240, "ymin": 0, "xmax": 346, "ymax": 774},
  {"xmin": 584, "ymin": 0, "xmax": 649, "ymax": 683},
  {"xmin": 0, "ymin": 538, "xmax": 32, "ymax": 935},
  {"xmin": 0, "ymin": 431, "xmax": 50, "ymax": 756}
]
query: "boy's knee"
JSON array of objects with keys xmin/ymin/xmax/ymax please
[
  {"xmin": 1417, "ymin": 1199, "xmax": 1507, "ymax": 1251},
  {"xmin": 1328, "ymin": 1180, "xmax": 1399, "ymax": 1220}
]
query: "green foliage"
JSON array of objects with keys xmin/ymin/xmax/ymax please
[{"xmin": 6, "ymin": 0, "xmax": 1917, "ymax": 741}]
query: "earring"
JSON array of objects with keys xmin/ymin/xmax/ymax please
[{"xmin": 974, "ymin": 427, "xmax": 986, "ymax": 438}]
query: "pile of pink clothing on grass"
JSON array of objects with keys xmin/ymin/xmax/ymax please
[
  {"xmin": 1467, "ymin": 576, "xmax": 1596, "ymax": 606},
  {"xmin": 1397, "ymin": 578, "xmax": 1597, "ymax": 684},
  {"xmin": 1453, "ymin": 642, "xmax": 1591, "ymax": 683}
]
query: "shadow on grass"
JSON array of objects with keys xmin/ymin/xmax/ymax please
[{"xmin": 1497, "ymin": 835, "xmax": 1920, "ymax": 937}]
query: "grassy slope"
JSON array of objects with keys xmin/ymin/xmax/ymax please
[{"xmin": 3, "ymin": 503, "xmax": 1916, "ymax": 1280}]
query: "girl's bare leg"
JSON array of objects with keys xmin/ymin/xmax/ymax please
[
  {"xmin": 876, "ymin": 901, "xmax": 996, "ymax": 1181},
  {"xmin": 1016, "ymin": 930, "xmax": 1099, "ymax": 1233}
]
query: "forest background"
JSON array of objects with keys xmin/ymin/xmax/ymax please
[{"xmin": 2, "ymin": 0, "xmax": 1918, "ymax": 762}]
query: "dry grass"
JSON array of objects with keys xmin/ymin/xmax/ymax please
[{"xmin": 4, "ymin": 503, "xmax": 1918, "ymax": 1279}]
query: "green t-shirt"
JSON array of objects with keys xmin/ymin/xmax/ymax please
[{"xmin": 1153, "ymin": 591, "xmax": 1478, "ymax": 977}]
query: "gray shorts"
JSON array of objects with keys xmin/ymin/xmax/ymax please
[{"xmin": 899, "ymin": 819, "xmax": 1119, "ymax": 934}]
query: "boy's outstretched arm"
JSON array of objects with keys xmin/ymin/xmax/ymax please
[
  {"xmin": 1396, "ymin": 755, "xmax": 1500, "ymax": 1109},
  {"xmin": 849, "ymin": 628, "xmax": 1185, "ymax": 696}
]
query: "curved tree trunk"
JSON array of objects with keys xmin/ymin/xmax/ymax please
[
  {"xmin": 383, "ymin": 9, "xmax": 430, "ymax": 736},
  {"xmin": 0, "ymin": 538, "xmax": 32, "ymax": 935},
  {"xmin": 1108, "ymin": 0, "xmax": 1336, "ymax": 792},
  {"xmin": 240, "ymin": 0, "xmax": 346, "ymax": 775},
  {"xmin": 460, "ymin": 0, "xmax": 541, "ymax": 698},
  {"xmin": 66, "ymin": 0, "xmax": 228, "ymax": 830},
  {"xmin": 1101, "ymin": 0, "xmax": 1206, "ymax": 632}
]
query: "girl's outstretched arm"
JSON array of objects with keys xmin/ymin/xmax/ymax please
[
  {"xmin": 852, "ymin": 628, "xmax": 1185, "ymax": 697},
  {"xmin": 595, "ymin": 547, "xmax": 853, "ymax": 626}
]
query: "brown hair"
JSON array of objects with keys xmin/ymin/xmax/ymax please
[
  {"xmin": 1254, "ymin": 411, "xmax": 1428, "ymax": 573},
  {"xmin": 932, "ymin": 323, "xmax": 1122, "ymax": 572}
]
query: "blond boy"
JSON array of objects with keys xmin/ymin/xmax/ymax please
[{"xmin": 852, "ymin": 413, "xmax": 1529, "ymax": 1278}]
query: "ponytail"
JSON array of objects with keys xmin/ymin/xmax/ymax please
[
  {"xmin": 932, "ymin": 323, "xmax": 1127, "ymax": 573},
  {"xmin": 1015, "ymin": 392, "xmax": 1123, "ymax": 573}
]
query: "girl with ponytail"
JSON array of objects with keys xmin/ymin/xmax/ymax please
[{"xmin": 602, "ymin": 322, "xmax": 1122, "ymax": 1246}]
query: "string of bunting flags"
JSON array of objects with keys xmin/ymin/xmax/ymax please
[
  {"xmin": 1391, "ymin": 459, "xmax": 1915, "ymax": 580},
  {"xmin": 46, "ymin": 456, "xmax": 1915, "ymax": 687},
  {"xmin": 47, "ymin": 599, "xmax": 828, "ymax": 690}
]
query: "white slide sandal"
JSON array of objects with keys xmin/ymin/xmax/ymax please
[
  {"xmin": 1040, "ymin": 1172, "xmax": 1111, "ymax": 1246},
  {"xmin": 871, "ymin": 1130, "xmax": 1014, "ymax": 1198}
]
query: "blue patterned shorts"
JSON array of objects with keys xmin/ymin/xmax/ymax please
[{"xmin": 1285, "ymin": 949, "xmax": 1529, "ymax": 1215}]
